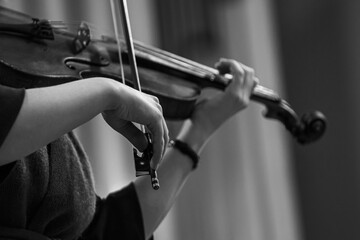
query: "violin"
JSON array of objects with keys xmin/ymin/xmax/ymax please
[
  {"xmin": 0, "ymin": 6, "xmax": 326, "ymax": 186},
  {"xmin": 0, "ymin": 5, "xmax": 326, "ymax": 142}
]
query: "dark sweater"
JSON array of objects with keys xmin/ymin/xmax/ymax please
[
  {"xmin": 0, "ymin": 84, "xmax": 148, "ymax": 240},
  {"xmin": 0, "ymin": 132, "xmax": 97, "ymax": 239}
]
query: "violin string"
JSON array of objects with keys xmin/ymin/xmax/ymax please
[
  {"xmin": 110, "ymin": 0, "xmax": 125, "ymax": 84},
  {"xmin": 116, "ymin": 39, "xmax": 196, "ymax": 77},
  {"xmin": 134, "ymin": 43, "xmax": 268, "ymax": 96},
  {"xmin": 131, "ymin": 43, "xmax": 274, "ymax": 95},
  {"xmin": 134, "ymin": 42, "xmax": 210, "ymax": 74},
  {"xmin": 138, "ymin": 49, "xmax": 211, "ymax": 79},
  {"xmin": 50, "ymin": 20, "xmax": 114, "ymax": 40},
  {"xmin": 49, "ymin": 20, "xmax": 227, "ymax": 87},
  {"xmin": 49, "ymin": 20, "xmax": 213, "ymax": 76},
  {"xmin": 133, "ymin": 41, "xmax": 216, "ymax": 78}
]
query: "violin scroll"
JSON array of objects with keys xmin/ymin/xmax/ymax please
[
  {"xmin": 261, "ymin": 96, "xmax": 326, "ymax": 144},
  {"xmin": 296, "ymin": 111, "xmax": 326, "ymax": 144}
]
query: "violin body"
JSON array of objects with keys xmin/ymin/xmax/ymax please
[
  {"xmin": 0, "ymin": 6, "xmax": 327, "ymax": 144},
  {"xmin": 0, "ymin": 18, "xmax": 201, "ymax": 120}
]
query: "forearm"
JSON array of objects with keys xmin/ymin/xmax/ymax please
[
  {"xmin": 134, "ymin": 119, "xmax": 211, "ymax": 240},
  {"xmin": 0, "ymin": 78, "xmax": 116, "ymax": 164}
]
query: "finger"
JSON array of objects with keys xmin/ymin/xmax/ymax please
[
  {"xmin": 215, "ymin": 58, "xmax": 244, "ymax": 71},
  {"xmin": 241, "ymin": 66, "xmax": 258, "ymax": 96},
  {"xmin": 162, "ymin": 117, "xmax": 169, "ymax": 157},
  {"xmin": 157, "ymin": 104, "xmax": 169, "ymax": 158},
  {"xmin": 146, "ymin": 114, "xmax": 166, "ymax": 170},
  {"xmin": 150, "ymin": 97, "xmax": 169, "ymax": 165},
  {"xmin": 215, "ymin": 58, "xmax": 234, "ymax": 74},
  {"xmin": 219, "ymin": 60, "xmax": 259, "ymax": 110},
  {"xmin": 130, "ymin": 93, "xmax": 166, "ymax": 170},
  {"xmin": 218, "ymin": 59, "xmax": 246, "ymax": 90},
  {"xmin": 226, "ymin": 60, "xmax": 257, "ymax": 91},
  {"xmin": 145, "ymin": 117, "xmax": 168, "ymax": 169},
  {"xmin": 151, "ymin": 95, "xmax": 160, "ymax": 104},
  {"xmin": 216, "ymin": 58, "xmax": 256, "ymax": 82},
  {"xmin": 251, "ymin": 77, "xmax": 260, "ymax": 92},
  {"xmin": 118, "ymin": 120, "xmax": 167, "ymax": 171},
  {"xmin": 217, "ymin": 59, "xmax": 248, "ymax": 87},
  {"xmin": 147, "ymin": 98, "xmax": 168, "ymax": 168},
  {"xmin": 119, "ymin": 121, "xmax": 149, "ymax": 151},
  {"xmin": 144, "ymin": 94, "xmax": 164, "ymax": 118}
]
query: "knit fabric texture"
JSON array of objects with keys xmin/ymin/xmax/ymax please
[{"xmin": 0, "ymin": 132, "xmax": 96, "ymax": 240}]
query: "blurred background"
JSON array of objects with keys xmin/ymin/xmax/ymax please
[{"xmin": 1, "ymin": 0, "xmax": 359, "ymax": 239}]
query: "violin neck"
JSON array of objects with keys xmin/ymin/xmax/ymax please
[
  {"xmin": 132, "ymin": 40, "xmax": 228, "ymax": 87},
  {"xmin": 131, "ymin": 40, "xmax": 282, "ymax": 105}
]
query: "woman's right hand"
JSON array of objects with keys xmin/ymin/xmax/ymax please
[
  {"xmin": 0, "ymin": 78, "xmax": 168, "ymax": 167},
  {"xmin": 102, "ymin": 81, "xmax": 169, "ymax": 170}
]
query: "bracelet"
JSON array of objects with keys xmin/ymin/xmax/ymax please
[{"xmin": 169, "ymin": 140, "xmax": 200, "ymax": 169}]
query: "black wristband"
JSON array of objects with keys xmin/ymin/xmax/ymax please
[{"xmin": 170, "ymin": 140, "xmax": 199, "ymax": 169}]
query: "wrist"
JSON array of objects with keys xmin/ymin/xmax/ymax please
[
  {"xmin": 97, "ymin": 78, "xmax": 124, "ymax": 111},
  {"xmin": 169, "ymin": 139, "xmax": 200, "ymax": 169},
  {"xmin": 176, "ymin": 119, "xmax": 212, "ymax": 155}
]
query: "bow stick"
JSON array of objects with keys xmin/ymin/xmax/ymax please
[{"xmin": 110, "ymin": 0, "xmax": 160, "ymax": 190}]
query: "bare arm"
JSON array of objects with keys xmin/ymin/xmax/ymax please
[
  {"xmin": 134, "ymin": 59, "xmax": 258, "ymax": 239},
  {"xmin": 0, "ymin": 78, "xmax": 168, "ymax": 167}
]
